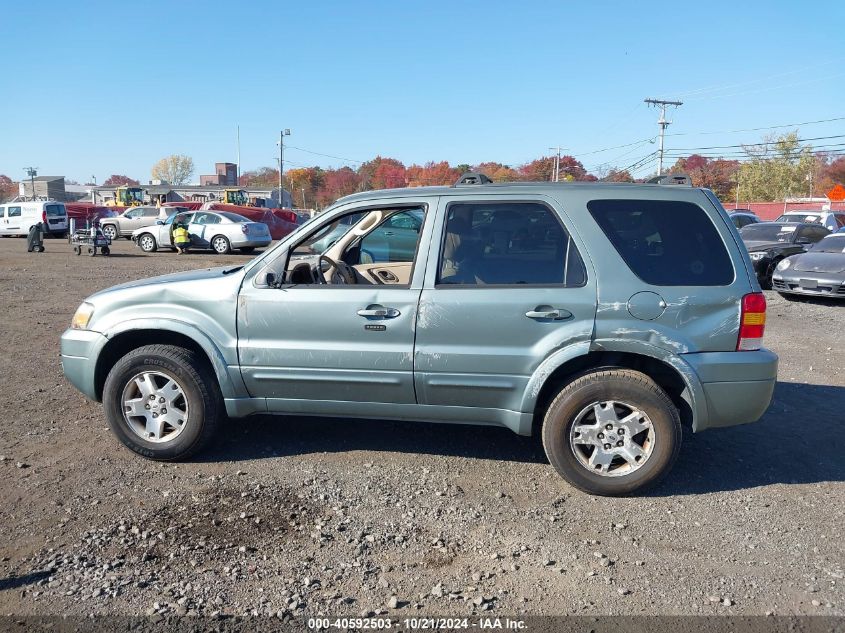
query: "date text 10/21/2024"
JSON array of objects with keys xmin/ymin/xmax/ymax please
[{"xmin": 307, "ymin": 617, "xmax": 528, "ymax": 630}]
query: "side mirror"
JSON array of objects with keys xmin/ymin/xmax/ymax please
[
  {"xmin": 265, "ymin": 272, "xmax": 277, "ymax": 287},
  {"xmin": 156, "ymin": 220, "xmax": 164, "ymax": 225}
]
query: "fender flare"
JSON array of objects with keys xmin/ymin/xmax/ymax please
[
  {"xmin": 96, "ymin": 318, "xmax": 246, "ymax": 400},
  {"xmin": 519, "ymin": 339, "xmax": 707, "ymax": 431}
]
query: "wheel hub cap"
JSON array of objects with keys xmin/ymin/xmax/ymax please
[
  {"xmin": 120, "ymin": 371, "xmax": 188, "ymax": 444},
  {"xmin": 569, "ymin": 400, "xmax": 655, "ymax": 477}
]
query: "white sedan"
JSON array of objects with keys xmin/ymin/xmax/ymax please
[{"xmin": 132, "ymin": 211, "xmax": 272, "ymax": 254}]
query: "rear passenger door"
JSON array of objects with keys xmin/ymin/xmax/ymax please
[{"xmin": 414, "ymin": 196, "xmax": 596, "ymax": 413}]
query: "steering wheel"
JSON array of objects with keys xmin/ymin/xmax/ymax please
[{"xmin": 317, "ymin": 254, "xmax": 356, "ymax": 285}]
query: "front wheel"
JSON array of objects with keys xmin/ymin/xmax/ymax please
[
  {"xmin": 138, "ymin": 233, "xmax": 157, "ymax": 253},
  {"xmin": 101, "ymin": 224, "xmax": 118, "ymax": 240},
  {"xmin": 211, "ymin": 235, "xmax": 231, "ymax": 254},
  {"xmin": 102, "ymin": 344, "xmax": 221, "ymax": 460},
  {"xmin": 542, "ymin": 369, "xmax": 681, "ymax": 496}
]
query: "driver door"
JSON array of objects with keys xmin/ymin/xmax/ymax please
[{"xmin": 237, "ymin": 198, "xmax": 437, "ymax": 411}]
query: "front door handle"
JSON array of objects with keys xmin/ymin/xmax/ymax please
[
  {"xmin": 358, "ymin": 305, "xmax": 400, "ymax": 318},
  {"xmin": 525, "ymin": 307, "xmax": 572, "ymax": 320}
]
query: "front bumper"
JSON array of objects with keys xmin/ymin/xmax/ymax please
[
  {"xmin": 682, "ymin": 349, "xmax": 778, "ymax": 431},
  {"xmin": 60, "ymin": 328, "xmax": 108, "ymax": 401},
  {"xmin": 772, "ymin": 272, "xmax": 845, "ymax": 298}
]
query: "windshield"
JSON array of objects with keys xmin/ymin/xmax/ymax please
[
  {"xmin": 739, "ymin": 224, "xmax": 797, "ymax": 242},
  {"xmin": 776, "ymin": 213, "xmax": 821, "ymax": 223},
  {"xmin": 219, "ymin": 212, "xmax": 250, "ymax": 223},
  {"xmin": 292, "ymin": 212, "xmax": 366, "ymax": 255},
  {"xmin": 811, "ymin": 236, "xmax": 845, "ymax": 253}
]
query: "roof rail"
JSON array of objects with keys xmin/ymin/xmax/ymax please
[
  {"xmin": 646, "ymin": 173, "xmax": 692, "ymax": 186},
  {"xmin": 454, "ymin": 172, "xmax": 493, "ymax": 186}
]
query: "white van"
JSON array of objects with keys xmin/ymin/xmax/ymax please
[{"xmin": 0, "ymin": 201, "xmax": 69, "ymax": 237}]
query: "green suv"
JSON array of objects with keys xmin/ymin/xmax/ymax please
[{"xmin": 61, "ymin": 174, "xmax": 777, "ymax": 495}]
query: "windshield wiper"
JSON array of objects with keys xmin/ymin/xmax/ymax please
[{"xmin": 222, "ymin": 266, "xmax": 243, "ymax": 275}]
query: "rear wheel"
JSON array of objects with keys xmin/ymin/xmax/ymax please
[
  {"xmin": 542, "ymin": 369, "xmax": 681, "ymax": 496},
  {"xmin": 101, "ymin": 224, "xmax": 118, "ymax": 240},
  {"xmin": 102, "ymin": 344, "xmax": 221, "ymax": 461},
  {"xmin": 138, "ymin": 233, "xmax": 157, "ymax": 253},
  {"xmin": 211, "ymin": 235, "xmax": 231, "ymax": 254}
]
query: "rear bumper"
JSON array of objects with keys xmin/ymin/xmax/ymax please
[
  {"xmin": 60, "ymin": 328, "xmax": 107, "ymax": 401},
  {"xmin": 681, "ymin": 349, "xmax": 778, "ymax": 431},
  {"xmin": 232, "ymin": 237, "xmax": 272, "ymax": 248}
]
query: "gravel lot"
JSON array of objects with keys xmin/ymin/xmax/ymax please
[{"xmin": 0, "ymin": 236, "xmax": 842, "ymax": 619}]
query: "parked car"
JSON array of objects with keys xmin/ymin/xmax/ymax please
[
  {"xmin": 61, "ymin": 175, "xmax": 778, "ymax": 496},
  {"xmin": 739, "ymin": 221, "xmax": 831, "ymax": 288},
  {"xmin": 729, "ymin": 211, "xmax": 760, "ymax": 229},
  {"xmin": 0, "ymin": 200, "xmax": 68, "ymax": 237},
  {"xmin": 772, "ymin": 234, "xmax": 845, "ymax": 299},
  {"xmin": 100, "ymin": 206, "xmax": 163, "ymax": 240},
  {"xmin": 774, "ymin": 210, "xmax": 845, "ymax": 232},
  {"xmin": 132, "ymin": 210, "xmax": 271, "ymax": 254}
]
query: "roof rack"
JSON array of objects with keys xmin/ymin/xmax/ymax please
[
  {"xmin": 646, "ymin": 173, "xmax": 692, "ymax": 186},
  {"xmin": 454, "ymin": 172, "xmax": 493, "ymax": 186}
]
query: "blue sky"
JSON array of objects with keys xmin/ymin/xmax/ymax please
[{"xmin": 2, "ymin": 0, "xmax": 844, "ymax": 184}]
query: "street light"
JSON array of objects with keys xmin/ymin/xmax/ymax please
[{"xmin": 278, "ymin": 129, "xmax": 291, "ymax": 208}]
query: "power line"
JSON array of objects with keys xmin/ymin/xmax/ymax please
[
  {"xmin": 285, "ymin": 145, "xmax": 364, "ymax": 165},
  {"xmin": 666, "ymin": 115, "xmax": 845, "ymax": 137},
  {"xmin": 667, "ymin": 134, "xmax": 845, "ymax": 152}
]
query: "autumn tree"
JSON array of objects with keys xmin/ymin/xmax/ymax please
[
  {"xmin": 103, "ymin": 174, "xmax": 140, "ymax": 186},
  {"xmin": 603, "ymin": 169, "xmax": 634, "ymax": 182},
  {"xmin": 317, "ymin": 167, "xmax": 361, "ymax": 207},
  {"xmin": 817, "ymin": 156, "xmax": 845, "ymax": 194},
  {"xmin": 519, "ymin": 157, "xmax": 556, "ymax": 182},
  {"xmin": 239, "ymin": 166, "xmax": 280, "ymax": 188},
  {"xmin": 151, "ymin": 154, "xmax": 194, "ymax": 185},
  {"xmin": 668, "ymin": 154, "xmax": 740, "ymax": 200},
  {"xmin": 358, "ymin": 156, "xmax": 406, "ymax": 190},
  {"xmin": 406, "ymin": 161, "xmax": 462, "ymax": 186},
  {"xmin": 286, "ymin": 167, "xmax": 324, "ymax": 207},
  {"xmin": 737, "ymin": 132, "xmax": 816, "ymax": 202},
  {"xmin": 0, "ymin": 175, "xmax": 18, "ymax": 202},
  {"xmin": 473, "ymin": 162, "xmax": 520, "ymax": 182}
]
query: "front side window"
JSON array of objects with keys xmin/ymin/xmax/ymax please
[
  {"xmin": 437, "ymin": 202, "xmax": 586, "ymax": 286},
  {"xmin": 588, "ymin": 199, "xmax": 734, "ymax": 286},
  {"xmin": 0, "ymin": 207, "xmax": 5, "ymax": 218},
  {"xmin": 359, "ymin": 209, "xmax": 423, "ymax": 263}
]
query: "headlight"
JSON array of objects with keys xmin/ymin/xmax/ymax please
[
  {"xmin": 749, "ymin": 252, "xmax": 766, "ymax": 261},
  {"xmin": 71, "ymin": 302, "xmax": 95, "ymax": 330},
  {"xmin": 776, "ymin": 258, "xmax": 792, "ymax": 271}
]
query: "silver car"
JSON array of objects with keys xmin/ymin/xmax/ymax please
[
  {"xmin": 101, "ymin": 206, "xmax": 163, "ymax": 240},
  {"xmin": 132, "ymin": 211, "xmax": 271, "ymax": 254}
]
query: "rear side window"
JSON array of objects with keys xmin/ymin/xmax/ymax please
[
  {"xmin": 588, "ymin": 199, "xmax": 734, "ymax": 286},
  {"xmin": 8, "ymin": 206, "xmax": 21, "ymax": 217},
  {"xmin": 44, "ymin": 204, "xmax": 65, "ymax": 217},
  {"xmin": 437, "ymin": 202, "xmax": 586, "ymax": 286}
]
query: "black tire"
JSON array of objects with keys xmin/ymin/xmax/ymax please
[
  {"xmin": 211, "ymin": 235, "xmax": 231, "ymax": 254},
  {"xmin": 541, "ymin": 368, "xmax": 681, "ymax": 496},
  {"xmin": 102, "ymin": 344, "xmax": 221, "ymax": 461},
  {"xmin": 88, "ymin": 246, "xmax": 96, "ymax": 257},
  {"xmin": 73, "ymin": 245, "xmax": 81, "ymax": 256},
  {"xmin": 101, "ymin": 246, "xmax": 110, "ymax": 256},
  {"xmin": 239, "ymin": 247, "xmax": 256, "ymax": 254},
  {"xmin": 35, "ymin": 245, "xmax": 45, "ymax": 253},
  {"xmin": 138, "ymin": 233, "xmax": 157, "ymax": 253}
]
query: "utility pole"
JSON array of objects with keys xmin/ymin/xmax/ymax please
[
  {"xmin": 23, "ymin": 167, "xmax": 38, "ymax": 200},
  {"xmin": 548, "ymin": 146, "xmax": 563, "ymax": 182},
  {"xmin": 236, "ymin": 125, "xmax": 240, "ymax": 186},
  {"xmin": 278, "ymin": 129, "xmax": 290, "ymax": 208},
  {"xmin": 644, "ymin": 98, "xmax": 683, "ymax": 175}
]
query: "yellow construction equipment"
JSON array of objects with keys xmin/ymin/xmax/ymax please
[
  {"xmin": 221, "ymin": 189, "xmax": 249, "ymax": 206},
  {"xmin": 105, "ymin": 186, "xmax": 145, "ymax": 207}
]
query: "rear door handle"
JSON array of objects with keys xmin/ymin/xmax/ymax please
[
  {"xmin": 525, "ymin": 307, "xmax": 572, "ymax": 320},
  {"xmin": 357, "ymin": 305, "xmax": 400, "ymax": 318}
]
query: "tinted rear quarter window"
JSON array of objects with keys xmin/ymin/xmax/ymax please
[{"xmin": 588, "ymin": 199, "xmax": 734, "ymax": 286}]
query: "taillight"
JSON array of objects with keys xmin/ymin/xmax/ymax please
[
  {"xmin": 42, "ymin": 210, "xmax": 47, "ymax": 223},
  {"xmin": 737, "ymin": 292, "xmax": 766, "ymax": 351}
]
